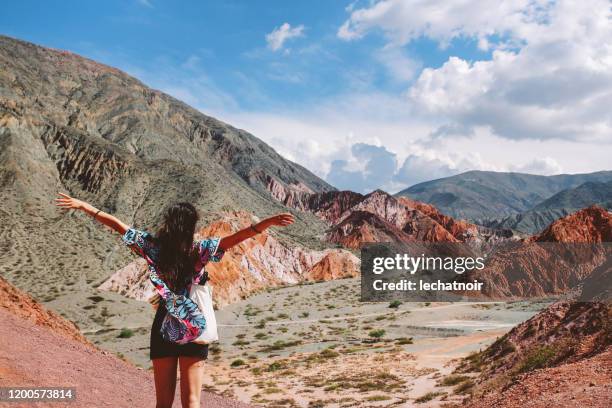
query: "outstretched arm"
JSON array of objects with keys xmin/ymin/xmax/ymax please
[
  {"xmin": 218, "ymin": 213, "xmax": 294, "ymax": 252},
  {"xmin": 55, "ymin": 192, "xmax": 130, "ymax": 235}
]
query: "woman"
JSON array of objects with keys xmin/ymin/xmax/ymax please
[{"xmin": 55, "ymin": 193, "xmax": 294, "ymax": 408}]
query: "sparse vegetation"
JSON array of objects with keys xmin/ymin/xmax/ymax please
[
  {"xmin": 439, "ymin": 374, "xmax": 470, "ymax": 386},
  {"xmin": 518, "ymin": 346, "xmax": 556, "ymax": 373},
  {"xmin": 389, "ymin": 300, "xmax": 402, "ymax": 309},
  {"xmin": 117, "ymin": 328, "xmax": 134, "ymax": 338},
  {"xmin": 230, "ymin": 359, "xmax": 246, "ymax": 368},
  {"xmin": 415, "ymin": 391, "xmax": 445, "ymax": 403},
  {"xmin": 368, "ymin": 329, "xmax": 386, "ymax": 339}
]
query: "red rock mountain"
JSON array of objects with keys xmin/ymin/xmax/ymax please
[
  {"xmin": 532, "ymin": 205, "xmax": 612, "ymax": 243},
  {"xmin": 465, "ymin": 206, "xmax": 612, "ymax": 300},
  {"xmin": 269, "ymin": 186, "xmax": 513, "ymax": 249}
]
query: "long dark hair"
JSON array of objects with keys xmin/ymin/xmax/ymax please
[{"xmin": 156, "ymin": 202, "xmax": 199, "ymax": 292}]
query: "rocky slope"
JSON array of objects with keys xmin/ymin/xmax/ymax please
[
  {"xmin": 100, "ymin": 211, "xmax": 360, "ymax": 306},
  {"xmin": 459, "ymin": 261, "xmax": 611, "ymax": 408},
  {"xmin": 462, "ymin": 206, "xmax": 612, "ymax": 300},
  {"xmin": 0, "ymin": 275, "xmax": 90, "ymax": 345},
  {"xmin": 396, "ymin": 170, "xmax": 612, "ymax": 221},
  {"xmin": 532, "ymin": 205, "xmax": 612, "ymax": 243},
  {"xmin": 0, "ymin": 277, "xmax": 250, "ymax": 408},
  {"xmin": 271, "ymin": 187, "xmax": 515, "ymax": 249}
]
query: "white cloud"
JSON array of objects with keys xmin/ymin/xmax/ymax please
[
  {"xmin": 509, "ymin": 157, "xmax": 563, "ymax": 175},
  {"xmin": 337, "ymin": 0, "xmax": 533, "ymax": 47},
  {"xmin": 266, "ymin": 23, "xmax": 305, "ymax": 52},
  {"xmin": 340, "ymin": 0, "xmax": 612, "ymax": 144}
]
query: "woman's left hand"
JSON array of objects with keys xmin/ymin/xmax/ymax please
[{"xmin": 264, "ymin": 213, "xmax": 295, "ymax": 228}]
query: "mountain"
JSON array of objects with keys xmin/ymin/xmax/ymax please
[
  {"xmin": 396, "ymin": 170, "xmax": 612, "ymax": 221},
  {"xmin": 460, "ymin": 260, "xmax": 611, "ymax": 408},
  {"xmin": 0, "ymin": 276, "xmax": 249, "ymax": 408},
  {"xmin": 0, "ymin": 35, "xmax": 335, "ymax": 336},
  {"xmin": 464, "ymin": 206, "xmax": 612, "ymax": 300},
  {"xmin": 532, "ymin": 205, "xmax": 612, "ymax": 243},
  {"xmin": 485, "ymin": 181, "xmax": 612, "ymax": 233},
  {"xmin": 270, "ymin": 188, "xmax": 516, "ymax": 249}
]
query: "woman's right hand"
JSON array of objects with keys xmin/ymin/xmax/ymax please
[{"xmin": 55, "ymin": 192, "xmax": 89, "ymax": 211}]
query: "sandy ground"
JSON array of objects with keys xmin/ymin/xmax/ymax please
[{"xmin": 86, "ymin": 278, "xmax": 545, "ymax": 407}]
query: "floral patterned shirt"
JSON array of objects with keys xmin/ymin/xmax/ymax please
[{"xmin": 121, "ymin": 228, "xmax": 224, "ymax": 343}]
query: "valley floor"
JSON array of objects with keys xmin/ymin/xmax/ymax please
[{"xmin": 91, "ymin": 278, "xmax": 546, "ymax": 407}]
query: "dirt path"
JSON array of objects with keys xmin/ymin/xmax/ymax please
[{"xmin": 0, "ymin": 309, "xmax": 251, "ymax": 408}]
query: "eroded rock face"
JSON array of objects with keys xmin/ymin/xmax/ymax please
[
  {"xmin": 266, "ymin": 182, "xmax": 515, "ymax": 249},
  {"xmin": 465, "ymin": 206, "xmax": 612, "ymax": 300},
  {"xmin": 100, "ymin": 211, "xmax": 360, "ymax": 307},
  {"xmin": 532, "ymin": 205, "xmax": 612, "ymax": 243}
]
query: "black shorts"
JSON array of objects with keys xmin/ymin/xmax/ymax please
[{"xmin": 150, "ymin": 306, "xmax": 209, "ymax": 360}]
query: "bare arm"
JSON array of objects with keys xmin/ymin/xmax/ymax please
[
  {"xmin": 55, "ymin": 192, "xmax": 130, "ymax": 235},
  {"xmin": 218, "ymin": 213, "xmax": 294, "ymax": 252}
]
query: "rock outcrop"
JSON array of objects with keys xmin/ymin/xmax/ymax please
[
  {"xmin": 100, "ymin": 211, "xmax": 360, "ymax": 306},
  {"xmin": 532, "ymin": 205, "xmax": 612, "ymax": 243},
  {"xmin": 267, "ymin": 185, "xmax": 516, "ymax": 249},
  {"xmin": 463, "ymin": 206, "xmax": 612, "ymax": 299},
  {"xmin": 460, "ymin": 262, "xmax": 611, "ymax": 408}
]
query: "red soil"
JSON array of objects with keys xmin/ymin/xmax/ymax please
[{"xmin": 0, "ymin": 277, "xmax": 251, "ymax": 408}]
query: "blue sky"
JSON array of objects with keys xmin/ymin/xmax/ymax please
[{"xmin": 2, "ymin": 0, "xmax": 611, "ymax": 193}]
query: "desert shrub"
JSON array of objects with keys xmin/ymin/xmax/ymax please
[
  {"xmin": 439, "ymin": 374, "xmax": 470, "ymax": 386},
  {"xmin": 453, "ymin": 380, "xmax": 475, "ymax": 394},
  {"xmin": 299, "ymin": 312, "xmax": 310, "ymax": 318},
  {"xmin": 366, "ymin": 395, "xmax": 391, "ymax": 401},
  {"xmin": 254, "ymin": 332, "xmax": 268, "ymax": 339},
  {"xmin": 518, "ymin": 346, "xmax": 556, "ymax": 373},
  {"xmin": 260, "ymin": 340, "xmax": 302, "ymax": 352},
  {"xmin": 389, "ymin": 300, "xmax": 402, "ymax": 309},
  {"xmin": 233, "ymin": 339, "xmax": 250, "ymax": 346},
  {"xmin": 117, "ymin": 328, "xmax": 134, "ymax": 338},
  {"xmin": 266, "ymin": 361, "xmax": 287, "ymax": 372},
  {"xmin": 230, "ymin": 359, "xmax": 246, "ymax": 368},
  {"xmin": 415, "ymin": 391, "xmax": 445, "ymax": 403},
  {"xmin": 395, "ymin": 337, "xmax": 413, "ymax": 345},
  {"xmin": 319, "ymin": 348, "xmax": 340, "ymax": 359},
  {"xmin": 368, "ymin": 329, "xmax": 386, "ymax": 339}
]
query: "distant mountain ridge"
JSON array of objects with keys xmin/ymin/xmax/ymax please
[
  {"xmin": 483, "ymin": 180, "xmax": 612, "ymax": 233},
  {"xmin": 396, "ymin": 170, "xmax": 612, "ymax": 225}
]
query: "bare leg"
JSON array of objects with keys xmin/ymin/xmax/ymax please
[
  {"xmin": 179, "ymin": 356, "xmax": 205, "ymax": 408},
  {"xmin": 152, "ymin": 357, "xmax": 178, "ymax": 408}
]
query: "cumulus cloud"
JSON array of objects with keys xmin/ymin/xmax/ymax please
[
  {"xmin": 326, "ymin": 143, "xmax": 398, "ymax": 193},
  {"xmin": 394, "ymin": 154, "xmax": 460, "ymax": 187},
  {"xmin": 509, "ymin": 157, "xmax": 563, "ymax": 175},
  {"xmin": 266, "ymin": 23, "xmax": 305, "ymax": 51},
  {"xmin": 340, "ymin": 0, "xmax": 612, "ymax": 143}
]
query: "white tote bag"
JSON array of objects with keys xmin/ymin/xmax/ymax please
[{"xmin": 189, "ymin": 283, "xmax": 219, "ymax": 344}]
